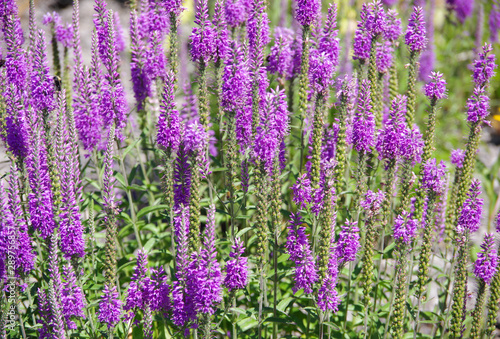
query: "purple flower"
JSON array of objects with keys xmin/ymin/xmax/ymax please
[
  {"xmin": 365, "ymin": 0, "xmax": 386, "ymax": 37},
  {"xmin": 98, "ymin": 284, "xmax": 122, "ymax": 329},
  {"xmin": 472, "ymin": 44, "xmax": 497, "ymax": 87},
  {"xmin": 451, "ymin": 149, "xmax": 465, "ymax": 168},
  {"xmin": 393, "ymin": 211, "xmax": 418, "ymax": 244},
  {"xmin": 61, "ymin": 265, "xmax": 86, "ymax": 330},
  {"xmin": 165, "ymin": 0, "xmax": 183, "ymax": 15},
  {"xmin": 173, "ymin": 145, "xmax": 192, "ymax": 208},
  {"xmin": 450, "ymin": 0, "xmax": 474, "ymax": 23},
  {"xmin": 124, "ymin": 250, "xmax": 150, "ymax": 319},
  {"xmin": 376, "ymin": 95, "xmax": 407, "ymax": 164},
  {"xmin": 424, "ymin": 71, "xmax": 447, "ymax": 100},
  {"xmin": 457, "ymin": 179, "xmax": 483, "ymax": 234},
  {"xmin": 190, "ymin": 0, "xmax": 217, "ymax": 63},
  {"xmin": 490, "ymin": 0, "xmax": 500, "ymax": 42},
  {"xmin": 309, "ymin": 51, "xmax": 335, "ymax": 95},
  {"xmin": 466, "ymin": 86, "xmax": 490, "ymax": 124},
  {"xmin": 497, "ymin": 210, "xmax": 500, "ymax": 232},
  {"xmin": 213, "ymin": 0, "xmax": 229, "ymax": 62},
  {"xmin": 189, "ymin": 205, "xmax": 222, "ymax": 314},
  {"xmin": 248, "ymin": 1, "xmax": 270, "ymax": 63},
  {"xmin": 405, "ymin": 7, "xmax": 427, "ymax": 52},
  {"xmin": 26, "ymin": 122, "xmax": 55, "ymax": 239},
  {"xmin": 401, "ymin": 126, "xmax": 424, "ymax": 165},
  {"xmin": 7, "ymin": 167, "xmax": 35, "ymax": 275},
  {"xmin": 295, "ymin": 0, "xmax": 320, "ymax": 26},
  {"xmin": 222, "ymin": 42, "xmax": 251, "ymax": 112},
  {"xmin": 376, "ymin": 41, "xmax": 393, "ymax": 73},
  {"xmin": 268, "ymin": 27, "xmax": 294, "ymax": 78},
  {"xmin": 42, "ymin": 12, "xmax": 73, "ymax": 47},
  {"xmin": 148, "ymin": 266, "xmax": 171, "ymax": 315},
  {"xmin": 30, "ymin": 30, "xmax": 55, "ymax": 113},
  {"xmin": 335, "ymin": 220, "xmax": 360, "ymax": 263},
  {"xmin": 254, "ymin": 89, "xmax": 290, "ymax": 173},
  {"xmin": 352, "ymin": 80, "xmax": 375, "ymax": 153},
  {"xmin": 157, "ymin": 71, "xmax": 181, "ymax": 153},
  {"xmin": 224, "ymin": 238, "xmax": 248, "ymax": 292},
  {"xmin": 353, "ymin": 3, "xmax": 372, "ymax": 61},
  {"xmin": 317, "ymin": 249, "xmax": 339, "ymax": 312},
  {"xmin": 360, "ymin": 189, "xmax": 385, "ymax": 218},
  {"xmin": 130, "ymin": 10, "xmax": 152, "ymax": 110},
  {"xmin": 384, "ymin": 9, "xmax": 402, "ymax": 42},
  {"xmin": 474, "ymin": 233, "xmax": 498, "ymax": 284},
  {"xmin": 318, "ymin": 4, "xmax": 340, "ymax": 66},
  {"xmin": 225, "ymin": 0, "xmax": 248, "ymax": 27},
  {"xmin": 286, "ymin": 213, "xmax": 318, "ymax": 294},
  {"xmin": 291, "ymin": 174, "xmax": 312, "ymax": 209},
  {"xmin": 421, "ymin": 158, "xmax": 447, "ymax": 195}
]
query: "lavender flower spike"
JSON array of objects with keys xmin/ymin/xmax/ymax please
[
  {"xmin": 421, "ymin": 158, "xmax": 447, "ymax": 195},
  {"xmin": 286, "ymin": 213, "xmax": 318, "ymax": 294},
  {"xmin": 457, "ymin": 179, "xmax": 483, "ymax": 234},
  {"xmin": 424, "ymin": 72, "xmax": 447, "ymax": 101},
  {"xmin": 473, "ymin": 43, "xmax": 497, "ymax": 87},
  {"xmin": 405, "ymin": 7, "xmax": 427, "ymax": 52},
  {"xmin": 157, "ymin": 71, "xmax": 181, "ymax": 154},
  {"xmin": 474, "ymin": 233, "xmax": 498, "ymax": 285},
  {"xmin": 224, "ymin": 238, "xmax": 248, "ymax": 292},
  {"xmin": 189, "ymin": 0, "xmax": 216, "ymax": 63},
  {"xmin": 335, "ymin": 220, "xmax": 361, "ymax": 264},
  {"xmin": 295, "ymin": 0, "xmax": 320, "ymax": 26},
  {"xmin": 98, "ymin": 284, "xmax": 122, "ymax": 329},
  {"xmin": 393, "ymin": 211, "xmax": 418, "ymax": 244},
  {"xmin": 352, "ymin": 79, "xmax": 375, "ymax": 154}
]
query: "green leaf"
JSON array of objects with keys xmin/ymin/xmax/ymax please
[
  {"xmin": 137, "ymin": 204, "xmax": 169, "ymax": 219},
  {"xmin": 236, "ymin": 227, "xmax": 252, "ymax": 238},
  {"xmin": 143, "ymin": 238, "xmax": 156, "ymax": 252},
  {"xmin": 122, "ymin": 139, "xmax": 141, "ymax": 158},
  {"xmin": 237, "ymin": 317, "xmax": 258, "ymax": 332},
  {"xmin": 277, "ymin": 297, "xmax": 294, "ymax": 313}
]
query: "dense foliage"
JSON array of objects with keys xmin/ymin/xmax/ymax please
[{"xmin": 0, "ymin": 0, "xmax": 500, "ymax": 338}]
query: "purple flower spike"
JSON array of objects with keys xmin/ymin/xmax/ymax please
[
  {"xmin": 451, "ymin": 0, "xmax": 473, "ymax": 24},
  {"xmin": 352, "ymin": 80, "xmax": 375, "ymax": 153},
  {"xmin": 457, "ymin": 179, "xmax": 483, "ymax": 234},
  {"xmin": 421, "ymin": 158, "xmax": 447, "ymax": 195},
  {"xmin": 224, "ymin": 238, "xmax": 248, "ymax": 292},
  {"xmin": 225, "ymin": 0, "xmax": 248, "ymax": 28},
  {"xmin": 192, "ymin": 205, "xmax": 222, "ymax": 314},
  {"xmin": 366, "ymin": 0, "xmax": 386, "ymax": 37},
  {"xmin": 353, "ymin": 3, "xmax": 372, "ymax": 61},
  {"xmin": 376, "ymin": 95, "xmax": 407, "ymax": 163},
  {"xmin": 393, "ymin": 211, "xmax": 418, "ymax": 244},
  {"xmin": 213, "ymin": 0, "xmax": 229, "ymax": 62},
  {"xmin": 473, "ymin": 44, "xmax": 497, "ymax": 87},
  {"xmin": 98, "ymin": 284, "xmax": 122, "ymax": 329},
  {"xmin": 490, "ymin": 0, "xmax": 500, "ymax": 42},
  {"xmin": 405, "ymin": 7, "xmax": 427, "ymax": 52},
  {"xmin": 360, "ymin": 189, "xmax": 385, "ymax": 218},
  {"xmin": 451, "ymin": 149, "xmax": 465, "ymax": 168},
  {"xmin": 291, "ymin": 173, "xmax": 312, "ymax": 209},
  {"xmin": 26, "ymin": 123, "xmax": 55, "ymax": 239},
  {"xmin": 268, "ymin": 27, "xmax": 294, "ymax": 78},
  {"xmin": 376, "ymin": 41, "xmax": 393, "ymax": 73},
  {"xmin": 384, "ymin": 9, "xmax": 402, "ymax": 42},
  {"xmin": 317, "ymin": 250, "xmax": 339, "ymax": 312},
  {"xmin": 286, "ymin": 213, "xmax": 318, "ymax": 294},
  {"xmin": 424, "ymin": 72, "xmax": 447, "ymax": 100},
  {"xmin": 474, "ymin": 233, "xmax": 498, "ymax": 285},
  {"xmin": 319, "ymin": 3, "xmax": 340, "ymax": 67},
  {"xmin": 190, "ymin": 0, "xmax": 217, "ymax": 63},
  {"xmin": 295, "ymin": 0, "xmax": 320, "ymax": 26},
  {"xmin": 401, "ymin": 126, "xmax": 424, "ymax": 165},
  {"xmin": 496, "ymin": 210, "xmax": 500, "ymax": 233},
  {"xmin": 124, "ymin": 250, "xmax": 149, "ymax": 319},
  {"xmin": 466, "ymin": 86, "xmax": 490, "ymax": 124},
  {"xmin": 31, "ymin": 30, "xmax": 55, "ymax": 113},
  {"xmin": 157, "ymin": 71, "xmax": 181, "ymax": 154},
  {"xmin": 61, "ymin": 265, "xmax": 86, "ymax": 330},
  {"xmin": 335, "ymin": 220, "xmax": 360, "ymax": 263}
]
